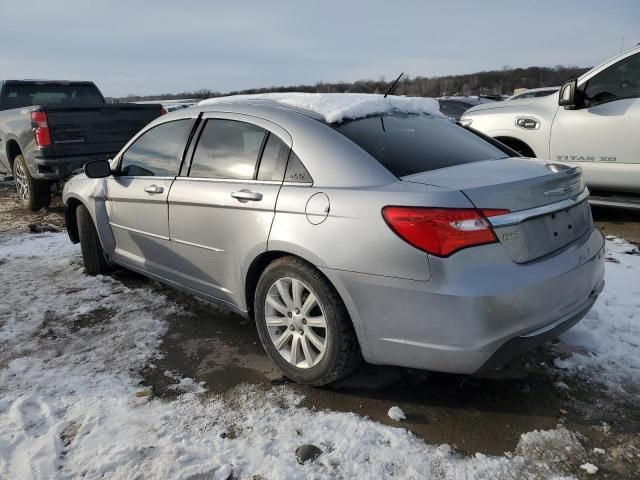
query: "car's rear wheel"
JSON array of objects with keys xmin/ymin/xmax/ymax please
[
  {"xmin": 254, "ymin": 257, "xmax": 361, "ymax": 385},
  {"xmin": 77, "ymin": 204, "xmax": 111, "ymax": 275},
  {"xmin": 13, "ymin": 154, "xmax": 51, "ymax": 211}
]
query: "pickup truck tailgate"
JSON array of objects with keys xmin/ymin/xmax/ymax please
[{"xmin": 43, "ymin": 104, "xmax": 162, "ymax": 157}]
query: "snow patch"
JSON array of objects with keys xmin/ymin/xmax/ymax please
[
  {"xmin": 198, "ymin": 92, "xmax": 443, "ymax": 123},
  {"xmin": 580, "ymin": 463, "xmax": 598, "ymax": 474},
  {"xmin": 555, "ymin": 237, "xmax": 640, "ymax": 390},
  {"xmin": 387, "ymin": 405, "xmax": 406, "ymax": 421}
]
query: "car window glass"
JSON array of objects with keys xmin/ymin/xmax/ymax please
[
  {"xmin": 120, "ymin": 119, "xmax": 193, "ymax": 177},
  {"xmin": 190, "ymin": 119, "xmax": 267, "ymax": 179},
  {"xmin": 257, "ymin": 133, "xmax": 290, "ymax": 181},
  {"xmin": 0, "ymin": 84, "xmax": 104, "ymax": 109},
  {"xmin": 585, "ymin": 53, "xmax": 640, "ymax": 106},
  {"xmin": 334, "ymin": 113, "xmax": 508, "ymax": 177}
]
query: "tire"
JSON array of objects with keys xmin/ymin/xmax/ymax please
[
  {"xmin": 76, "ymin": 204, "xmax": 111, "ymax": 275},
  {"xmin": 254, "ymin": 256, "xmax": 362, "ymax": 385},
  {"xmin": 13, "ymin": 154, "xmax": 51, "ymax": 210}
]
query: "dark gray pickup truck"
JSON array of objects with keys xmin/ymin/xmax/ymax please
[{"xmin": 0, "ymin": 80, "xmax": 164, "ymax": 210}]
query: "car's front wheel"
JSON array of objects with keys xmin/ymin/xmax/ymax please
[
  {"xmin": 254, "ymin": 257, "xmax": 361, "ymax": 385},
  {"xmin": 77, "ymin": 204, "xmax": 112, "ymax": 275}
]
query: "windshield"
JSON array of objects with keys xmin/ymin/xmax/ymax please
[
  {"xmin": 334, "ymin": 113, "xmax": 509, "ymax": 177},
  {"xmin": 0, "ymin": 83, "xmax": 104, "ymax": 110}
]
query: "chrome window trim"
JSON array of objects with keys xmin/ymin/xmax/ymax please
[
  {"xmin": 283, "ymin": 181, "xmax": 313, "ymax": 187},
  {"xmin": 175, "ymin": 177, "xmax": 282, "ymax": 186},
  {"xmin": 489, "ymin": 188, "xmax": 590, "ymax": 227},
  {"xmin": 113, "ymin": 176, "xmax": 176, "ymax": 181},
  {"xmin": 173, "ymin": 176, "xmax": 313, "ymax": 187},
  {"xmin": 110, "ymin": 222, "xmax": 170, "ymax": 241}
]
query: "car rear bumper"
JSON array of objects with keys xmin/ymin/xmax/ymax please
[
  {"xmin": 321, "ymin": 228, "xmax": 605, "ymax": 374},
  {"xmin": 28, "ymin": 153, "xmax": 115, "ymax": 181}
]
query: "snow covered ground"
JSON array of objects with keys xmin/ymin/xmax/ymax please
[
  {"xmin": 0, "ymin": 231, "xmax": 638, "ymax": 479},
  {"xmin": 555, "ymin": 236, "xmax": 640, "ymax": 393}
]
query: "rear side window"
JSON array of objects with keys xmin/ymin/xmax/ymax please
[
  {"xmin": 0, "ymin": 84, "xmax": 104, "ymax": 110},
  {"xmin": 190, "ymin": 119, "xmax": 267, "ymax": 179},
  {"xmin": 257, "ymin": 133, "xmax": 289, "ymax": 181},
  {"xmin": 120, "ymin": 119, "xmax": 194, "ymax": 177},
  {"xmin": 334, "ymin": 113, "xmax": 508, "ymax": 177}
]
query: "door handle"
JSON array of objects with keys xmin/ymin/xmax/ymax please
[
  {"xmin": 231, "ymin": 189, "xmax": 263, "ymax": 202},
  {"xmin": 144, "ymin": 184, "xmax": 164, "ymax": 194}
]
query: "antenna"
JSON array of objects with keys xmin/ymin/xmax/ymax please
[{"xmin": 384, "ymin": 72, "xmax": 404, "ymax": 98}]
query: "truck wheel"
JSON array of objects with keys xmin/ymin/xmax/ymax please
[
  {"xmin": 13, "ymin": 154, "xmax": 51, "ymax": 210},
  {"xmin": 254, "ymin": 256, "xmax": 362, "ymax": 385},
  {"xmin": 77, "ymin": 204, "xmax": 111, "ymax": 275}
]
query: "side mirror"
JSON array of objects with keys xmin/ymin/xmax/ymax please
[
  {"xmin": 558, "ymin": 79, "xmax": 582, "ymax": 108},
  {"xmin": 84, "ymin": 159, "xmax": 112, "ymax": 178}
]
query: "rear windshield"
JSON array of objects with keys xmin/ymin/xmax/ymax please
[
  {"xmin": 0, "ymin": 84, "xmax": 104, "ymax": 110},
  {"xmin": 334, "ymin": 113, "xmax": 509, "ymax": 177}
]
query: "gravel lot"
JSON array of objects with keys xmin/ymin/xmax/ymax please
[{"xmin": 1, "ymin": 182, "xmax": 639, "ymax": 478}]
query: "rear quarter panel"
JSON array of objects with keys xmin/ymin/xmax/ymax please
[{"xmin": 0, "ymin": 107, "xmax": 36, "ymax": 172}]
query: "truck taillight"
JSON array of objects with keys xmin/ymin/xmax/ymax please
[
  {"xmin": 382, "ymin": 207, "xmax": 510, "ymax": 257},
  {"xmin": 31, "ymin": 111, "xmax": 51, "ymax": 147}
]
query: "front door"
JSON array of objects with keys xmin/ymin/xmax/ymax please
[
  {"xmin": 168, "ymin": 114, "xmax": 291, "ymax": 309},
  {"xmin": 550, "ymin": 52, "xmax": 640, "ymax": 192},
  {"xmin": 106, "ymin": 118, "xmax": 194, "ymax": 273}
]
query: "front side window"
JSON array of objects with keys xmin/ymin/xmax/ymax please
[
  {"xmin": 120, "ymin": 119, "xmax": 194, "ymax": 177},
  {"xmin": 189, "ymin": 119, "xmax": 268, "ymax": 179},
  {"xmin": 334, "ymin": 113, "xmax": 508, "ymax": 177},
  {"xmin": 584, "ymin": 53, "xmax": 640, "ymax": 106}
]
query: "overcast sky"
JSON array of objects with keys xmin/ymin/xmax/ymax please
[{"xmin": 0, "ymin": 0, "xmax": 637, "ymax": 97}]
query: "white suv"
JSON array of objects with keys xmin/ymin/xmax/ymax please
[{"xmin": 461, "ymin": 46, "xmax": 640, "ymax": 206}]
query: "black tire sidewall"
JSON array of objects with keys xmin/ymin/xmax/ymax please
[
  {"xmin": 254, "ymin": 261, "xmax": 342, "ymax": 384},
  {"xmin": 76, "ymin": 204, "xmax": 110, "ymax": 275}
]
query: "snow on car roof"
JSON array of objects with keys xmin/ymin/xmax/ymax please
[{"xmin": 198, "ymin": 92, "xmax": 443, "ymax": 123}]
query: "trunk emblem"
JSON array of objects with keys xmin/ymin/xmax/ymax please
[
  {"xmin": 543, "ymin": 181, "xmax": 581, "ymax": 196},
  {"xmin": 502, "ymin": 231, "xmax": 521, "ymax": 241}
]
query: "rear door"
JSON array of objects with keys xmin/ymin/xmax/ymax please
[
  {"xmin": 106, "ymin": 118, "xmax": 194, "ymax": 272},
  {"xmin": 167, "ymin": 113, "xmax": 291, "ymax": 308},
  {"xmin": 549, "ymin": 52, "xmax": 640, "ymax": 192}
]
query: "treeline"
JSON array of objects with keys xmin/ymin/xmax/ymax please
[{"xmin": 113, "ymin": 65, "xmax": 590, "ymax": 102}]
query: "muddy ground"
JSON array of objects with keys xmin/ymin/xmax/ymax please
[{"xmin": 2, "ymin": 182, "xmax": 639, "ymax": 477}]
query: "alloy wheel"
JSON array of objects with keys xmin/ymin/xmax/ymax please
[
  {"xmin": 264, "ymin": 277, "xmax": 328, "ymax": 369},
  {"xmin": 14, "ymin": 162, "xmax": 29, "ymax": 202}
]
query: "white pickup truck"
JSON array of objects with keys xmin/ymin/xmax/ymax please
[{"xmin": 461, "ymin": 46, "xmax": 640, "ymax": 209}]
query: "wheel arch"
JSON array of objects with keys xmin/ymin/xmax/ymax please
[
  {"xmin": 245, "ymin": 250, "xmax": 309, "ymax": 319},
  {"xmin": 64, "ymin": 196, "xmax": 83, "ymax": 244},
  {"xmin": 494, "ymin": 136, "xmax": 537, "ymax": 158},
  {"xmin": 5, "ymin": 138, "xmax": 23, "ymax": 172}
]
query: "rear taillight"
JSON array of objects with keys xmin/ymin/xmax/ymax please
[
  {"xmin": 159, "ymin": 107, "xmax": 168, "ymax": 116},
  {"xmin": 382, "ymin": 207, "xmax": 510, "ymax": 257},
  {"xmin": 31, "ymin": 111, "xmax": 51, "ymax": 147}
]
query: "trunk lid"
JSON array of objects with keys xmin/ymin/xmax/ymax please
[
  {"xmin": 402, "ymin": 158, "xmax": 592, "ymax": 263},
  {"xmin": 43, "ymin": 104, "xmax": 163, "ymax": 158}
]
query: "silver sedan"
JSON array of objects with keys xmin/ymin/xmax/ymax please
[{"xmin": 63, "ymin": 95, "xmax": 605, "ymax": 385}]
